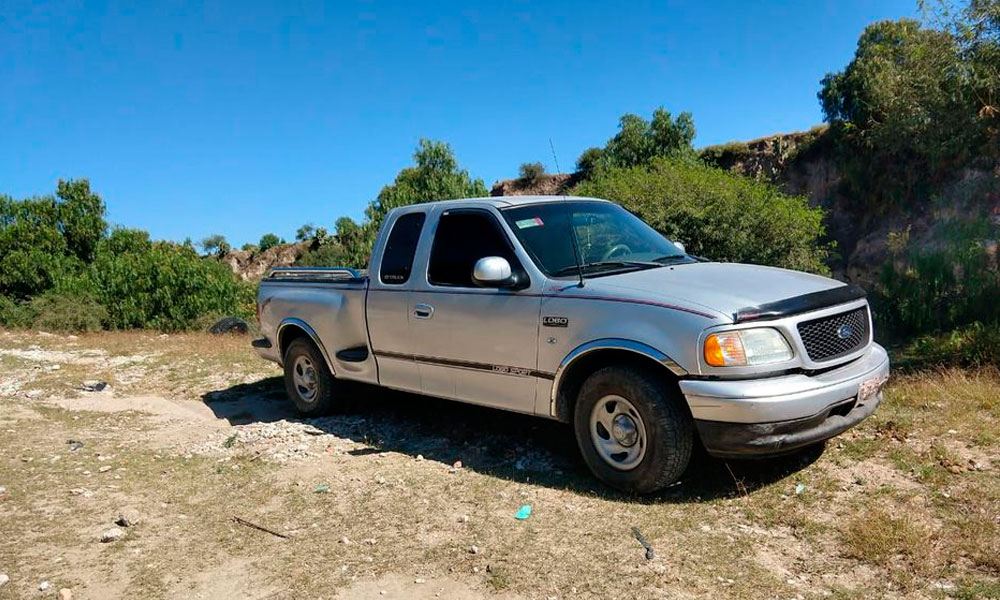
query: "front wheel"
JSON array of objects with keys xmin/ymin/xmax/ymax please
[
  {"xmin": 574, "ymin": 365, "xmax": 693, "ymax": 494},
  {"xmin": 283, "ymin": 337, "xmax": 337, "ymax": 415}
]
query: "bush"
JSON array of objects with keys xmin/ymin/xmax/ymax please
[
  {"xmin": 518, "ymin": 162, "xmax": 546, "ymax": 183},
  {"xmin": 27, "ymin": 292, "xmax": 107, "ymax": 333},
  {"xmin": 258, "ymin": 233, "xmax": 282, "ymax": 252},
  {"xmin": 874, "ymin": 217, "xmax": 1000, "ymax": 338},
  {"xmin": 0, "ymin": 179, "xmax": 106, "ymax": 299},
  {"xmin": 81, "ymin": 229, "xmax": 255, "ymax": 331},
  {"xmin": 575, "ymin": 147, "xmax": 605, "ymax": 175},
  {"xmin": 898, "ymin": 322, "xmax": 1000, "ymax": 368},
  {"xmin": 578, "ymin": 108, "xmax": 697, "ymax": 174},
  {"xmin": 573, "ymin": 157, "xmax": 832, "ymax": 274},
  {"xmin": 0, "ymin": 295, "xmax": 32, "ymax": 328}
]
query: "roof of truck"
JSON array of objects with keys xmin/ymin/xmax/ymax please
[{"xmin": 422, "ymin": 195, "xmax": 611, "ymax": 208}]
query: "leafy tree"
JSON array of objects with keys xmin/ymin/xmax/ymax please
[
  {"xmin": 574, "ymin": 158, "xmax": 831, "ymax": 274},
  {"xmin": 200, "ymin": 234, "xmax": 230, "ymax": 256},
  {"xmin": 55, "ymin": 179, "xmax": 107, "ymax": 262},
  {"xmin": 577, "ymin": 108, "xmax": 696, "ymax": 175},
  {"xmin": 0, "ymin": 178, "xmax": 105, "ymax": 300},
  {"xmin": 258, "ymin": 233, "xmax": 282, "ymax": 251},
  {"xmin": 241, "ymin": 243, "xmax": 259, "ymax": 253},
  {"xmin": 337, "ymin": 139, "xmax": 487, "ymax": 268},
  {"xmin": 81, "ymin": 229, "xmax": 254, "ymax": 330},
  {"xmin": 818, "ymin": 12, "xmax": 998, "ymax": 209},
  {"xmin": 575, "ymin": 147, "xmax": 605, "ymax": 175},
  {"xmin": 518, "ymin": 162, "xmax": 546, "ymax": 183},
  {"xmin": 295, "ymin": 223, "xmax": 316, "ymax": 241}
]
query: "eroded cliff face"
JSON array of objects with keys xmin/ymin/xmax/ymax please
[
  {"xmin": 702, "ymin": 128, "xmax": 1000, "ymax": 287},
  {"xmin": 221, "ymin": 240, "xmax": 312, "ymax": 281}
]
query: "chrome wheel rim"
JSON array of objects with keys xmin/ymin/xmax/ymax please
[
  {"xmin": 589, "ymin": 395, "xmax": 647, "ymax": 470},
  {"xmin": 292, "ymin": 355, "xmax": 318, "ymax": 402}
]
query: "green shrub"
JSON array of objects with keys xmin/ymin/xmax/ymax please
[
  {"xmin": 575, "ymin": 147, "xmax": 605, "ymax": 175},
  {"xmin": 27, "ymin": 292, "xmax": 107, "ymax": 333},
  {"xmin": 896, "ymin": 322, "xmax": 1000, "ymax": 368},
  {"xmin": 0, "ymin": 179, "xmax": 105, "ymax": 299},
  {"xmin": 518, "ymin": 162, "xmax": 546, "ymax": 183},
  {"xmin": 296, "ymin": 240, "xmax": 348, "ymax": 267},
  {"xmin": 0, "ymin": 295, "xmax": 32, "ymax": 328},
  {"xmin": 874, "ymin": 218, "xmax": 1000, "ymax": 338},
  {"xmin": 258, "ymin": 233, "xmax": 282, "ymax": 252},
  {"xmin": 573, "ymin": 157, "xmax": 832, "ymax": 274},
  {"xmin": 81, "ymin": 229, "xmax": 255, "ymax": 331}
]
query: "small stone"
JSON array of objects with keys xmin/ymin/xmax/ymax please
[
  {"xmin": 470, "ymin": 545, "xmax": 479, "ymax": 554},
  {"xmin": 458, "ymin": 514, "xmax": 469, "ymax": 523},
  {"xmin": 0, "ymin": 573, "xmax": 8, "ymax": 588},
  {"xmin": 414, "ymin": 578, "xmax": 426, "ymax": 584},
  {"xmin": 98, "ymin": 466, "xmax": 112, "ymax": 473},
  {"xmin": 452, "ymin": 460, "xmax": 462, "ymax": 469},
  {"xmin": 340, "ymin": 536, "xmax": 351, "ymax": 544},
  {"xmin": 473, "ymin": 567, "xmax": 480, "ymax": 573},
  {"xmin": 100, "ymin": 528, "xmax": 125, "ymax": 543},
  {"xmin": 59, "ymin": 589, "xmax": 73, "ymax": 600},
  {"xmin": 363, "ymin": 538, "xmax": 377, "ymax": 545},
  {"xmin": 699, "ymin": 524, "xmax": 711, "ymax": 532},
  {"xmin": 416, "ymin": 454, "xmax": 424, "ymax": 461},
  {"xmin": 69, "ymin": 488, "xmax": 87, "ymax": 496},
  {"xmin": 39, "ymin": 581, "xmax": 51, "ymax": 591},
  {"xmin": 375, "ymin": 476, "xmax": 386, "ymax": 485},
  {"xmin": 116, "ymin": 511, "xmax": 139, "ymax": 527},
  {"xmin": 80, "ymin": 380, "xmax": 109, "ymax": 392}
]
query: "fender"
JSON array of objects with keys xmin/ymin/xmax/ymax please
[
  {"xmin": 276, "ymin": 318, "xmax": 337, "ymax": 375},
  {"xmin": 549, "ymin": 338, "xmax": 687, "ymax": 418}
]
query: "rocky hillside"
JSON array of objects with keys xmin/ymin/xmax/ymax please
[
  {"xmin": 490, "ymin": 172, "xmax": 582, "ymax": 197},
  {"xmin": 702, "ymin": 128, "xmax": 1000, "ymax": 286},
  {"xmin": 490, "ymin": 130, "xmax": 999, "ymax": 288},
  {"xmin": 220, "ymin": 240, "xmax": 312, "ymax": 281}
]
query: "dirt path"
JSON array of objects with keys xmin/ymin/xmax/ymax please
[{"xmin": 0, "ymin": 330, "xmax": 997, "ymax": 599}]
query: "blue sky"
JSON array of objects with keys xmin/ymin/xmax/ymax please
[{"xmin": 2, "ymin": 0, "xmax": 915, "ymax": 247}]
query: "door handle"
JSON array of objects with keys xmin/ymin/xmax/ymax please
[{"xmin": 413, "ymin": 303, "xmax": 435, "ymax": 319}]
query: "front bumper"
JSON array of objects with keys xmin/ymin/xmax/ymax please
[{"xmin": 679, "ymin": 344, "xmax": 889, "ymax": 458}]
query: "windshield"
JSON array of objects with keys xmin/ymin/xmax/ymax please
[{"xmin": 501, "ymin": 201, "xmax": 687, "ymax": 278}]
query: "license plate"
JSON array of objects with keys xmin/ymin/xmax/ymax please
[{"xmin": 858, "ymin": 373, "xmax": 887, "ymax": 403}]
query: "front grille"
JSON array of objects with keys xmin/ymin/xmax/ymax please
[{"xmin": 797, "ymin": 306, "xmax": 870, "ymax": 362}]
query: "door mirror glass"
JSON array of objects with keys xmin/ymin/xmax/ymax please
[
  {"xmin": 472, "ymin": 256, "xmax": 515, "ymax": 287},
  {"xmin": 674, "ymin": 241, "xmax": 686, "ymax": 254}
]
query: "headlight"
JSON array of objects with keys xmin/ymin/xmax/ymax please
[{"xmin": 704, "ymin": 328, "xmax": 792, "ymax": 367}]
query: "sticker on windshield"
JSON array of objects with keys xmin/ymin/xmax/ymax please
[{"xmin": 515, "ymin": 217, "xmax": 544, "ymax": 229}]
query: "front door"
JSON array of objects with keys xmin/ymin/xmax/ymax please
[{"xmin": 409, "ymin": 209, "xmax": 541, "ymax": 413}]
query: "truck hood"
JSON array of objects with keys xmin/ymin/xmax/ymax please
[{"xmin": 583, "ymin": 262, "xmax": 845, "ymax": 321}]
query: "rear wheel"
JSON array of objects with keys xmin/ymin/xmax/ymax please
[
  {"xmin": 574, "ymin": 365, "xmax": 693, "ymax": 494},
  {"xmin": 283, "ymin": 337, "xmax": 336, "ymax": 415}
]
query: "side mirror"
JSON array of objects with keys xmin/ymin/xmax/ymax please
[
  {"xmin": 472, "ymin": 256, "xmax": 516, "ymax": 288},
  {"xmin": 674, "ymin": 241, "xmax": 686, "ymax": 254}
]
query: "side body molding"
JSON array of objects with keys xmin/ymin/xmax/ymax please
[
  {"xmin": 549, "ymin": 338, "xmax": 687, "ymax": 418},
  {"xmin": 276, "ymin": 318, "xmax": 336, "ymax": 374}
]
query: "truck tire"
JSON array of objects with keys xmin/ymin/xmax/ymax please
[
  {"xmin": 573, "ymin": 365, "xmax": 693, "ymax": 494},
  {"xmin": 282, "ymin": 337, "xmax": 337, "ymax": 416}
]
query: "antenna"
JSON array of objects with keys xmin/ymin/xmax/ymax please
[{"xmin": 549, "ymin": 138, "xmax": 585, "ymax": 288}]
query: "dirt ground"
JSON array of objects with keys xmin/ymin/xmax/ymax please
[{"xmin": 0, "ymin": 330, "xmax": 998, "ymax": 599}]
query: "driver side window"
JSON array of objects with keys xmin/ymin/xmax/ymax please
[{"xmin": 428, "ymin": 210, "xmax": 522, "ymax": 287}]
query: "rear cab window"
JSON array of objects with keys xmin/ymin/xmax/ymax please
[{"xmin": 379, "ymin": 212, "xmax": 426, "ymax": 285}]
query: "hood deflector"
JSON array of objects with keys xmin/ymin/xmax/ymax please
[{"xmin": 733, "ymin": 285, "xmax": 866, "ymax": 323}]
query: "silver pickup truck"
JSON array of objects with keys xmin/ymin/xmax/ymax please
[{"xmin": 254, "ymin": 196, "xmax": 889, "ymax": 493}]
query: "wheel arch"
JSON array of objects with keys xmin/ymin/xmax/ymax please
[
  {"xmin": 549, "ymin": 339, "xmax": 686, "ymax": 422},
  {"xmin": 276, "ymin": 318, "xmax": 336, "ymax": 375}
]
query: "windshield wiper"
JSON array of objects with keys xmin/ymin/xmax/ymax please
[
  {"xmin": 552, "ymin": 260, "xmax": 662, "ymax": 277},
  {"xmin": 650, "ymin": 254, "xmax": 690, "ymax": 263}
]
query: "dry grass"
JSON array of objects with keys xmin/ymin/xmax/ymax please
[{"xmin": 1, "ymin": 330, "xmax": 999, "ymax": 599}]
